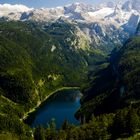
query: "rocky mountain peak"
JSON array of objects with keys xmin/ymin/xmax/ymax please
[
  {"xmin": 64, "ymin": 2, "xmax": 94, "ymax": 14},
  {"xmin": 122, "ymin": 1, "xmax": 132, "ymax": 11}
]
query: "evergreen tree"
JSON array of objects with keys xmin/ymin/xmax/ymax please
[
  {"xmin": 111, "ymin": 110, "xmax": 127, "ymax": 138},
  {"xmin": 49, "ymin": 118, "xmax": 56, "ymax": 130},
  {"xmin": 126, "ymin": 108, "xmax": 139, "ymax": 136},
  {"xmin": 61, "ymin": 119, "xmax": 70, "ymax": 130},
  {"xmin": 45, "ymin": 119, "xmax": 57, "ymax": 140},
  {"xmin": 34, "ymin": 126, "xmax": 45, "ymax": 140}
]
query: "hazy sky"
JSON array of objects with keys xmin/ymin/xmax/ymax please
[{"xmin": 0, "ymin": 0, "xmax": 121, "ymax": 8}]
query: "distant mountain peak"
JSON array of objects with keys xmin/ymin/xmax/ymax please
[{"xmin": 0, "ymin": 1, "xmax": 139, "ymax": 41}]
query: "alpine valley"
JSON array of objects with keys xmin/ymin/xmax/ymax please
[{"xmin": 0, "ymin": 0, "xmax": 140, "ymax": 140}]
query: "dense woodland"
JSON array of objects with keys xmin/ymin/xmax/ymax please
[
  {"xmin": 32, "ymin": 35, "xmax": 140, "ymax": 140},
  {"xmin": 0, "ymin": 21, "xmax": 140, "ymax": 140}
]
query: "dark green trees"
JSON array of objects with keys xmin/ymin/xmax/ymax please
[
  {"xmin": 126, "ymin": 108, "xmax": 140, "ymax": 135},
  {"xmin": 34, "ymin": 126, "xmax": 45, "ymax": 140},
  {"xmin": 111, "ymin": 107, "xmax": 140, "ymax": 138},
  {"xmin": 61, "ymin": 119, "xmax": 70, "ymax": 130},
  {"xmin": 111, "ymin": 110, "xmax": 127, "ymax": 138}
]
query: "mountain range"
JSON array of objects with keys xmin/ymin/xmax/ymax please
[{"xmin": 0, "ymin": 0, "xmax": 140, "ymax": 52}]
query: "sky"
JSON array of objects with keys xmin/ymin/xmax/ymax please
[{"xmin": 0, "ymin": 0, "xmax": 120, "ymax": 8}]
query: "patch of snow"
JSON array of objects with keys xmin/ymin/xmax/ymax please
[
  {"xmin": 88, "ymin": 7, "xmax": 114, "ymax": 19},
  {"xmin": 51, "ymin": 45, "xmax": 56, "ymax": 52}
]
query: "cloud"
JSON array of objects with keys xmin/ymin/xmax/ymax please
[{"xmin": 0, "ymin": 4, "xmax": 33, "ymax": 16}]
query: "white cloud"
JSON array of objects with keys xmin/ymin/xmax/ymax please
[{"xmin": 0, "ymin": 4, "xmax": 33, "ymax": 16}]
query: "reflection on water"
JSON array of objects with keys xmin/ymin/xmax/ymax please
[{"xmin": 31, "ymin": 90, "xmax": 82, "ymax": 129}]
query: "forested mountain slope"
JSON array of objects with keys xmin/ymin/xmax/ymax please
[
  {"xmin": 0, "ymin": 21, "xmax": 106, "ymax": 139},
  {"xmin": 31, "ymin": 36, "xmax": 140, "ymax": 140},
  {"xmin": 76, "ymin": 29, "xmax": 140, "ymax": 121}
]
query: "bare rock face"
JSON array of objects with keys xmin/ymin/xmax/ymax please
[
  {"xmin": 122, "ymin": 1, "xmax": 132, "ymax": 11},
  {"xmin": 132, "ymin": 0, "xmax": 140, "ymax": 11},
  {"xmin": 136, "ymin": 22, "xmax": 140, "ymax": 35},
  {"xmin": 123, "ymin": 13, "xmax": 140, "ymax": 35},
  {"xmin": 128, "ymin": 14, "xmax": 140, "ymax": 28}
]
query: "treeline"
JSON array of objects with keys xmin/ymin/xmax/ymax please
[
  {"xmin": 1, "ymin": 105, "xmax": 140, "ymax": 139},
  {"xmin": 33, "ymin": 106, "xmax": 140, "ymax": 140}
]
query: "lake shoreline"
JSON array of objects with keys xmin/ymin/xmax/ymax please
[{"xmin": 22, "ymin": 87, "xmax": 80, "ymax": 121}]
